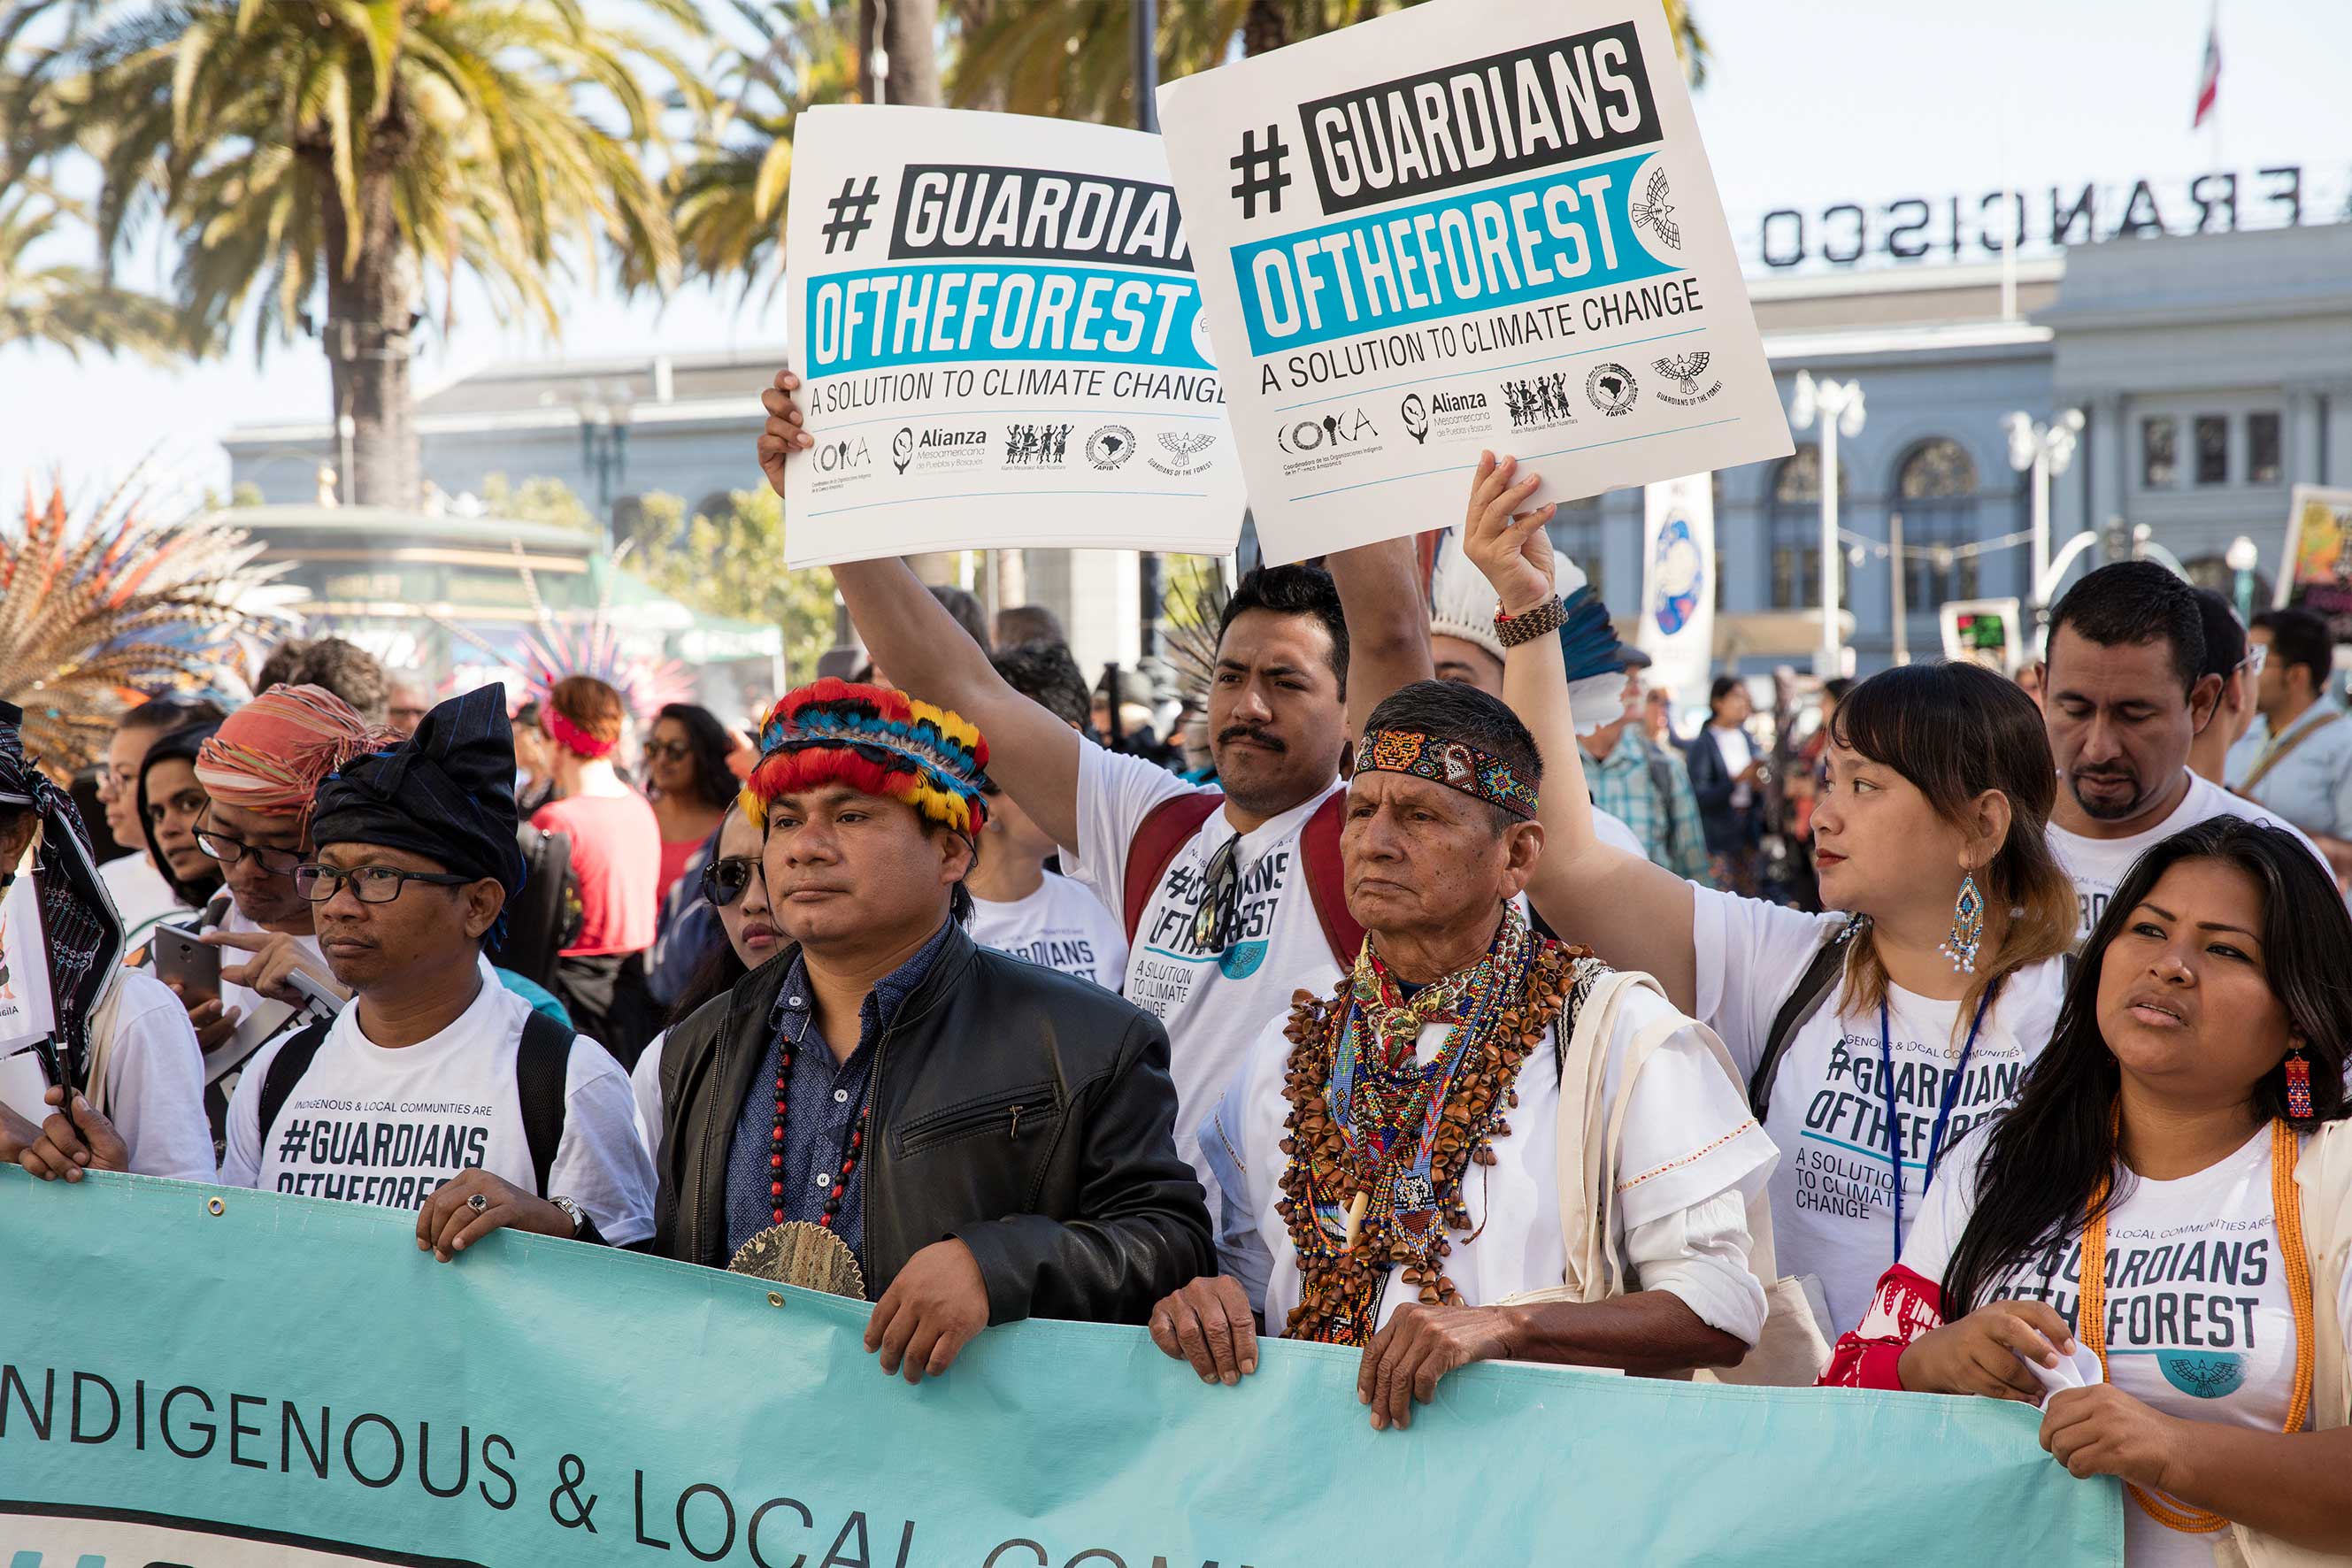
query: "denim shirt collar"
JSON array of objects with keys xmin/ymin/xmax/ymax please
[{"xmin": 769, "ymin": 916, "xmax": 957, "ymax": 1051}]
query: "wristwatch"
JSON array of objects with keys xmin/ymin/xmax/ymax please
[{"xmin": 550, "ymin": 1195, "xmax": 587, "ymax": 1236}]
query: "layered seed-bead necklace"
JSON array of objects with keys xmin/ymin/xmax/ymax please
[
  {"xmin": 1276, "ymin": 904, "xmax": 1580, "ymax": 1346},
  {"xmin": 767, "ymin": 1029, "xmax": 870, "ymax": 1231}
]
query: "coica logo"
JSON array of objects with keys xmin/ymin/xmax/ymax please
[
  {"xmin": 1585, "ymin": 363, "xmax": 1639, "ymax": 418},
  {"xmin": 1401, "ymin": 393, "xmax": 1429, "ymax": 444},
  {"xmin": 1087, "ymin": 425, "xmax": 1136, "ymax": 469},
  {"xmin": 891, "ymin": 427, "xmax": 915, "ymax": 473},
  {"xmin": 1276, "ymin": 408, "xmax": 1379, "ymax": 453},
  {"xmin": 813, "ymin": 437, "xmax": 873, "ymax": 472}
]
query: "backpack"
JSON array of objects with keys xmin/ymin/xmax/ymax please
[
  {"xmin": 255, "ymin": 1007, "xmax": 575, "ymax": 1198},
  {"xmin": 499, "ymin": 825, "xmax": 583, "ymax": 988},
  {"xmin": 1120, "ymin": 789, "xmax": 1364, "ymax": 970}
]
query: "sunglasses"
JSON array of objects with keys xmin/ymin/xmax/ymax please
[
  {"xmin": 1191, "ymin": 835, "xmax": 1241, "ymax": 953},
  {"xmin": 701, "ymin": 855, "xmax": 765, "ymax": 908},
  {"xmin": 644, "ymin": 740, "xmax": 695, "ymax": 763}
]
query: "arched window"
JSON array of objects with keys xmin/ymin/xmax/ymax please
[
  {"xmin": 1548, "ymin": 496, "xmax": 1604, "ymax": 603},
  {"xmin": 1769, "ymin": 446, "xmax": 1842, "ymax": 609},
  {"xmin": 1896, "ymin": 439, "xmax": 1979, "ymax": 608}
]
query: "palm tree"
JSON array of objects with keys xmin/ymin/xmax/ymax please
[
  {"xmin": 2, "ymin": 0, "xmax": 704, "ymax": 509},
  {"xmin": 670, "ymin": 0, "xmax": 860, "ymax": 296},
  {"xmin": 0, "ymin": 176, "xmax": 181, "ymax": 360},
  {"xmin": 951, "ymin": 0, "xmax": 1710, "ymax": 124}
]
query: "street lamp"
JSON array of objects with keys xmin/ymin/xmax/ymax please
[
  {"xmin": 2002, "ymin": 408, "xmax": 2085, "ymax": 611},
  {"xmin": 1788, "ymin": 370, "xmax": 1864, "ymax": 677},
  {"xmin": 2226, "ymin": 534, "xmax": 2261, "ymax": 620}
]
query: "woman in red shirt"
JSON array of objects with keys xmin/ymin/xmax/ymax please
[
  {"xmin": 645, "ymin": 703, "xmax": 737, "ymax": 909},
  {"xmin": 531, "ymin": 675, "xmax": 662, "ymax": 1063}
]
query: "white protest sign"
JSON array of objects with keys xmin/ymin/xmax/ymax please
[
  {"xmin": 0, "ymin": 876, "xmax": 56, "ymax": 1056},
  {"xmin": 781, "ymin": 106, "xmax": 1244, "ymax": 565},
  {"xmin": 1158, "ymin": 0, "xmax": 1792, "ymax": 564},
  {"xmin": 1640, "ymin": 473, "xmax": 1714, "ymax": 704}
]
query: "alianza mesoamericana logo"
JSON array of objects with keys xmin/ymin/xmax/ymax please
[{"xmin": 1650, "ymin": 512, "xmax": 1705, "ymax": 636}]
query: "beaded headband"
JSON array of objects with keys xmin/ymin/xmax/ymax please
[
  {"xmin": 1357, "ymin": 727, "xmax": 1538, "ymax": 820},
  {"xmin": 743, "ymin": 679, "xmax": 990, "ymax": 837}
]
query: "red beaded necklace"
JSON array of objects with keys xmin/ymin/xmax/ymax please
[{"xmin": 765, "ymin": 1028, "xmax": 872, "ymax": 1232}]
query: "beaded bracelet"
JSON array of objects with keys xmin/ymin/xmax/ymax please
[{"xmin": 1493, "ymin": 595, "xmax": 1566, "ymax": 649}]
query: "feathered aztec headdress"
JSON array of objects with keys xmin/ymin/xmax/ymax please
[
  {"xmin": 743, "ymin": 680, "xmax": 990, "ymax": 838},
  {"xmin": 1426, "ymin": 528, "xmax": 1633, "ymax": 736},
  {"xmin": 0, "ymin": 473, "xmax": 301, "ymax": 776}
]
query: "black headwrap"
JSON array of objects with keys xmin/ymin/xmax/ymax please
[
  {"xmin": 137, "ymin": 719, "xmax": 226, "ymax": 910},
  {"xmin": 0, "ymin": 700, "xmax": 124, "ymax": 1090},
  {"xmin": 311, "ymin": 684, "xmax": 527, "ymax": 910}
]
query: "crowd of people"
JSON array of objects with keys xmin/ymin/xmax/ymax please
[{"xmin": 2, "ymin": 370, "xmax": 2348, "ymax": 1565}]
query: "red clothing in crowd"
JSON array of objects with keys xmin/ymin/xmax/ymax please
[{"xmin": 533, "ymin": 792, "xmax": 660, "ymax": 956}]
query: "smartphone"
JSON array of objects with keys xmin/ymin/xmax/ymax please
[
  {"xmin": 286, "ymin": 967, "xmax": 345, "ymax": 1017},
  {"xmin": 151, "ymin": 921, "xmax": 222, "ymax": 1008}
]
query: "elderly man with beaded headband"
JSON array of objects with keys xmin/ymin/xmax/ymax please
[
  {"xmin": 644, "ymin": 680, "xmax": 1211, "ymax": 1382},
  {"xmin": 1149, "ymin": 678, "xmax": 1782, "ymax": 1426}
]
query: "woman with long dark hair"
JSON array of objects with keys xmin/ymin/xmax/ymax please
[
  {"xmin": 1824, "ymin": 817, "xmax": 2352, "ymax": 1562},
  {"xmin": 135, "ymin": 719, "xmax": 225, "ymax": 920},
  {"xmin": 1462, "ymin": 454, "xmax": 2079, "ymax": 1338},
  {"xmin": 646, "ymin": 703, "xmax": 738, "ymax": 910}
]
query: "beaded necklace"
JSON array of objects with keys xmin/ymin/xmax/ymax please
[
  {"xmin": 765, "ymin": 1026, "xmax": 871, "ymax": 1233},
  {"xmin": 1276, "ymin": 904, "xmax": 1580, "ymax": 1346}
]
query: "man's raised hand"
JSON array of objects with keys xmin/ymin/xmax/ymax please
[{"xmin": 1462, "ymin": 451, "xmax": 1558, "ymax": 619}]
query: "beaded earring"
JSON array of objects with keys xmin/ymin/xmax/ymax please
[
  {"xmin": 1939, "ymin": 871, "xmax": 1984, "ymax": 976},
  {"xmin": 2286, "ymin": 1049, "xmax": 2315, "ymax": 1120}
]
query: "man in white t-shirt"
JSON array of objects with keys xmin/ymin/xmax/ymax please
[
  {"xmin": 2041, "ymin": 562, "xmax": 2329, "ymax": 941},
  {"xmin": 218, "ymin": 687, "xmax": 654, "ymax": 1249},
  {"xmin": 967, "ymin": 780, "xmax": 1128, "ymax": 990},
  {"xmin": 757, "ymin": 365, "xmax": 1433, "ymax": 1197}
]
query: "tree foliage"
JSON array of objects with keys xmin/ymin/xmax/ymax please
[
  {"xmin": 0, "ymin": 177, "xmax": 181, "ymax": 360},
  {"xmin": 634, "ymin": 486, "xmax": 839, "ymax": 687}
]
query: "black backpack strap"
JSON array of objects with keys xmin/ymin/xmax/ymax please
[
  {"xmin": 514, "ymin": 1007, "xmax": 573, "ymax": 1200},
  {"xmin": 255, "ymin": 1018, "xmax": 335, "ymax": 1157},
  {"xmin": 1749, "ymin": 916, "xmax": 1868, "ymax": 1119}
]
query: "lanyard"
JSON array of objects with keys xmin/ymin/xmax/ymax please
[{"xmin": 1879, "ymin": 990, "xmax": 1992, "ymax": 1265}]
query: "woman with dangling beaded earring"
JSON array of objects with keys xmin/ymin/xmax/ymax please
[
  {"xmin": 1461, "ymin": 454, "xmax": 2079, "ymax": 1341},
  {"xmin": 1823, "ymin": 816, "xmax": 2352, "ymax": 1563}
]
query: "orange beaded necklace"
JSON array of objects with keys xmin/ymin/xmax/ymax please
[{"xmin": 2077, "ymin": 1116, "xmax": 2312, "ymax": 1535}]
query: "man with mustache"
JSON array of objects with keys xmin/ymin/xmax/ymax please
[
  {"xmin": 2041, "ymin": 562, "xmax": 2325, "ymax": 942},
  {"xmin": 757, "ymin": 369, "xmax": 1433, "ymax": 1200}
]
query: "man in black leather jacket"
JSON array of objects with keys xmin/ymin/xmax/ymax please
[{"xmin": 644, "ymin": 680, "xmax": 1211, "ymax": 1382}]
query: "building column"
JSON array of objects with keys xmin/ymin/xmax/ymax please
[
  {"xmin": 2087, "ymin": 395, "xmax": 2126, "ymax": 551},
  {"xmin": 2287, "ymin": 387, "xmax": 2325, "ymax": 489},
  {"xmin": 1062, "ymin": 549, "xmax": 1142, "ymax": 683},
  {"xmin": 2324, "ymin": 384, "xmax": 2352, "ymax": 488}
]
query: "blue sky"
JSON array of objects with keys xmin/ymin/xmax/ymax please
[{"xmin": 4, "ymin": 0, "xmax": 2347, "ymax": 505}]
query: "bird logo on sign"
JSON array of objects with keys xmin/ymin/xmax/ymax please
[
  {"xmin": 1632, "ymin": 167, "xmax": 1680, "ymax": 250},
  {"xmin": 1656, "ymin": 353, "xmax": 1712, "ymax": 397}
]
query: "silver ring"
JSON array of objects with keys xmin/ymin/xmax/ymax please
[{"xmin": 466, "ymin": 1192, "xmax": 488, "ymax": 1214}]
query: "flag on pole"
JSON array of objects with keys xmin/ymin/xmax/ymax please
[{"xmin": 2192, "ymin": 8, "xmax": 2220, "ymax": 127}]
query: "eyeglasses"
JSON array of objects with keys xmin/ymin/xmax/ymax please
[
  {"xmin": 1190, "ymin": 835, "xmax": 1241, "ymax": 953},
  {"xmin": 700, "ymin": 855, "xmax": 765, "ymax": 909},
  {"xmin": 2240, "ymin": 642, "xmax": 2269, "ymax": 680},
  {"xmin": 293, "ymin": 864, "xmax": 474, "ymax": 904},
  {"xmin": 195, "ymin": 829, "xmax": 304, "ymax": 875},
  {"xmin": 644, "ymin": 740, "xmax": 694, "ymax": 763}
]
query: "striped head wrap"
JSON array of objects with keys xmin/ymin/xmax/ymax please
[
  {"xmin": 196, "ymin": 685, "xmax": 391, "ymax": 831},
  {"xmin": 743, "ymin": 679, "xmax": 989, "ymax": 837}
]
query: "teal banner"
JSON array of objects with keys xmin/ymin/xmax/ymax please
[{"xmin": 0, "ymin": 1171, "xmax": 2120, "ymax": 1567}]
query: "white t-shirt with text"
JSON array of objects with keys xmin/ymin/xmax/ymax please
[
  {"xmin": 2048, "ymin": 771, "xmax": 2330, "ymax": 942},
  {"xmin": 1693, "ymin": 887, "xmax": 2067, "ymax": 1334},
  {"xmin": 966, "ymin": 870, "xmax": 1129, "ymax": 992},
  {"xmin": 0, "ymin": 971, "xmax": 214, "ymax": 1180},
  {"xmin": 219, "ymin": 957, "xmax": 656, "ymax": 1244},
  {"xmin": 1902, "ymin": 1123, "xmax": 2351, "ymax": 1568},
  {"xmin": 1061, "ymin": 745, "xmax": 1347, "ymax": 1195}
]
